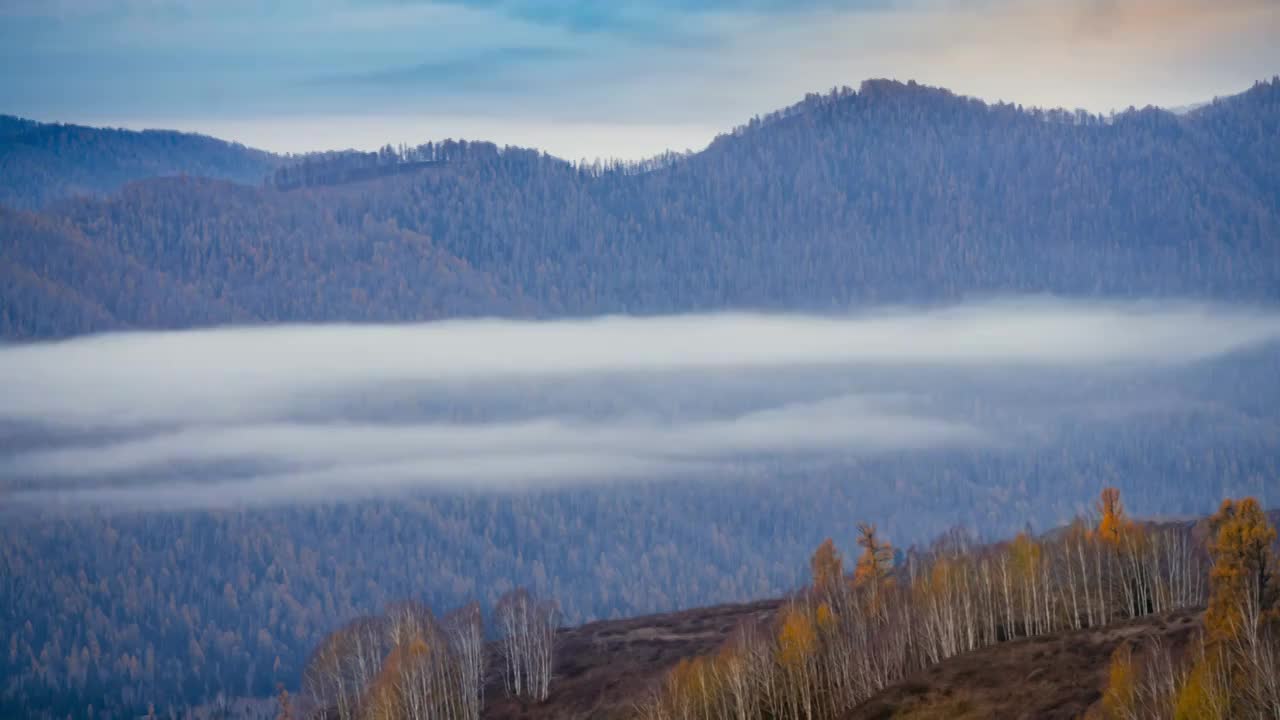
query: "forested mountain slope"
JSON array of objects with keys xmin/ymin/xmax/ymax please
[
  {"xmin": 0, "ymin": 176, "xmax": 524, "ymax": 336},
  {"xmin": 0, "ymin": 205, "xmax": 256, "ymax": 336},
  {"xmin": 0, "ymin": 116, "xmax": 281, "ymax": 211},
  {"xmin": 3, "ymin": 78, "xmax": 1280, "ymax": 338}
]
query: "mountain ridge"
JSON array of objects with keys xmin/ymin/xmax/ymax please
[
  {"xmin": 0, "ymin": 116, "xmax": 283, "ymax": 210},
  {"xmin": 2, "ymin": 76, "xmax": 1279, "ymax": 339}
]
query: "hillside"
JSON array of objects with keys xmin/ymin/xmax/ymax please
[
  {"xmin": 180, "ymin": 600, "xmax": 1199, "ymax": 720},
  {"xmin": 847, "ymin": 609, "xmax": 1203, "ymax": 720},
  {"xmin": 4, "ymin": 77, "xmax": 1280, "ymax": 338},
  {"xmin": 0, "ymin": 116, "xmax": 281, "ymax": 210},
  {"xmin": 466, "ymin": 603, "xmax": 1201, "ymax": 720},
  {"xmin": 477, "ymin": 511, "xmax": 1279, "ymax": 720},
  {"xmin": 481, "ymin": 599, "xmax": 783, "ymax": 720}
]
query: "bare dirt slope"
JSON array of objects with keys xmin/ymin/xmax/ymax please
[{"xmin": 846, "ymin": 608, "xmax": 1204, "ymax": 720}]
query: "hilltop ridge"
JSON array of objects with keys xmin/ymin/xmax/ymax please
[{"xmin": 4, "ymin": 77, "xmax": 1280, "ymax": 339}]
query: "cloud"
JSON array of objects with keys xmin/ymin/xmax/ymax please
[
  {"xmin": 1061, "ymin": 0, "xmax": 1274, "ymax": 39},
  {"xmin": 3, "ymin": 299, "xmax": 1279, "ymax": 425},
  {"xmin": 1, "ymin": 299, "xmax": 1278, "ymax": 508},
  {"xmin": 312, "ymin": 46, "xmax": 578, "ymax": 90},
  {"xmin": 5, "ymin": 394, "xmax": 987, "ymax": 479},
  {"xmin": 422, "ymin": 0, "xmax": 891, "ymax": 38},
  {"xmin": 3, "ymin": 394, "xmax": 990, "ymax": 508},
  {"xmin": 115, "ymin": 113, "xmax": 721, "ymax": 161},
  {"xmin": 6, "ymin": 0, "xmax": 1278, "ymax": 159}
]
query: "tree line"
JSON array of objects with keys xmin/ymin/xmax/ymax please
[
  {"xmin": 637, "ymin": 489, "xmax": 1279, "ymax": 719},
  {"xmin": 1097, "ymin": 497, "xmax": 1279, "ymax": 719},
  {"xmin": 297, "ymin": 587, "xmax": 555, "ymax": 720}
]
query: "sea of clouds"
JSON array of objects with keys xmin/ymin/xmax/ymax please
[{"xmin": 2, "ymin": 299, "xmax": 1278, "ymax": 508}]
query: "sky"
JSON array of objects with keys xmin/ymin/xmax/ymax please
[
  {"xmin": 1, "ymin": 0, "xmax": 1278, "ymax": 159},
  {"xmin": 3, "ymin": 299, "xmax": 1279, "ymax": 508}
]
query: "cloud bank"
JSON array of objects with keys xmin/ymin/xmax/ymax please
[{"xmin": 1, "ymin": 299, "xmax": 1277, "ymax": 508}]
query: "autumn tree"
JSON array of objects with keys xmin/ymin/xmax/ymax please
[
  {"xmin": 1169, "ymin": 497, "xmax": 1280, "ymax": 719},
  {"xmin": 853, "ymin": 524, "xmax": 892, "ymax": 587},
  {"xmin": 1098, "ymin": 642, "xmax": 1138, "ymax": 720},
  {"xmin": 1006, "ymin": 532, "xmax": 1050, "ymax": 637},
  {"xmin": 1096, "ymin": 488, "xmax": 1132, "ymax": 546},
  {"xmin": 810, "ymin": 539, "xmax": 844, "ymax": 595},
  {"xmin": 302, "ymin": 617, "xmax": 388, "ymax": 720},
  {"xmin": 641, "ymin": 488, "xmax": 1214, "ymax": 720},
  {"xmin": 301, "ymin": 600, "xmax": 489, "ymax": 720},
  {"xmin": 1205, "ymin": 497, "xmax": 1277, "ymax": 642},
  {"xmin": 776, "ymin": 606, "xmax": 819, "ymax": 720},
  {"xmin": 1173, "ymin": 647, "xmax": 1231, "ymax": 720},
  {"xmin": 1094, "ymin": 487, "xmax": 1157, "ymax": 619}
]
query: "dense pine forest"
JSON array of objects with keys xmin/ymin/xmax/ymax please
[{"xmin": 3, "ymin": 78, "xmax": 1280, "ymax": 339}]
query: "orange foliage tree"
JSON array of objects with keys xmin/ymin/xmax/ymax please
[
  {"xmin": 853, "ymin": 524, "xmax": 893, "ymax": 587},
  {"xmin": 1096, "ymin": 487, "xmax": 1132, "ymax": 546}
]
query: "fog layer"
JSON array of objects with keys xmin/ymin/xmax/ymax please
[{"xmin": 2, "ymin": 299, "xmax": 1277, "ymax": 507}]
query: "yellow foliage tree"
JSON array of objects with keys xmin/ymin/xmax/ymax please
[
  {"xmin": 362, "ymin": 644, "xmax": 407, "ymax": 720},
  {"xmin": 1205, "ymin": 497, "xmax": 1277, "ymax": 643},
  {"xmin": 815, "ymin": 601, "xmax": 835, "ymax": 632},
  {"xmin": 810, "ymin": 538, "xmax": 844, "ymax": 595},
  {"xmin": 1099, "ymin": 642, "xmax": 1137, "ymax": 720},
  {"xmin": 1173, "ymin": 649, "xmax": 1230, "ymax": 720},
  {"xmin": 363, "ymin": 636, "xmax": 430, "ymax": 720},
  {"xmin": 1009, "ymin": 531, "xmax": 1041, "ymax": 576},
  {"xmin": 777, "ymin": 607, "xmax": 817, "ymax": 670}
]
